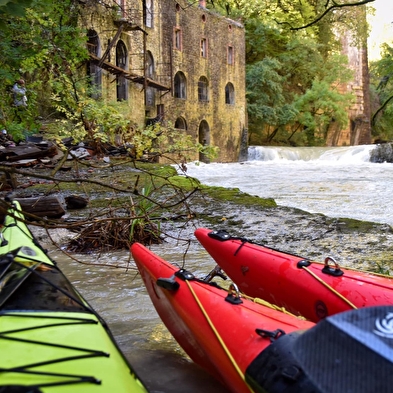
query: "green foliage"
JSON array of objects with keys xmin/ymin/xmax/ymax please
[
  {"xmin": 0, "ymin": 0, "xmax": 33, "ymax": 20},
  {"xmin": 246, "ymin": 57, "xmax": 298, "ymax": 143},
  {"xmin": 369, "ymin": 44, "xmax": 393, "ymax": 141},
  {"xmin": 0, "ymin": 0, "xmax": 87, "ymax": 140},
  {"xmin": 125, "ymin": 122, "xmax": 219, "ymax": 161},
  {"xmin": 245, "ymin": 12, "xmax": 356, "ymax": 146},
  {"xmin": 210, "ymin": 0, "xmax": 369, "ymax": 147},
  {"xmin": 47, "ymin": 98, "xmax": 130, "ymax": 146},
  {"xmin": 293, "ymin": 80, "xmax": 354, "ymax": 144},
  {"xmin": 130, "ymin": 183, "xmax": 161, "ymax": 245}
]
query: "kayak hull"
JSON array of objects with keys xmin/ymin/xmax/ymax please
[
  {"xmin": 131, "ymin": 242, "xmax": 314, "ymax": 393},
  {"xmin": 194, "ymin": 227, "xmax": 393, "ymax": 322}
]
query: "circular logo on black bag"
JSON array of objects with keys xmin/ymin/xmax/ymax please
[
  {"xmin": 374, "ymin": 313, "xmax": 393, "ymax": 338},
  {"xmin": 315, "ymin": 300, "xmax": 328, "ymax": 320}
]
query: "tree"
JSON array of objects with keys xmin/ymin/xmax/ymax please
[
  {"xmin": 293, "ymin": 80, "xmax": 354, "ymax": 145},
  {"xmin": 369, "ymin": 44, "xmax": 393, "ymax": 141},
  {"xmin": 244, "ymin": 11, "xmax": 355, "ymax": 145},
  {"xmin": 246, "ymin": 57, "xmax": 298, "ymax": 144}
]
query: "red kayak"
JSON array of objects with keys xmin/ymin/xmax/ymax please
[
  {"xmin": 195, "ymin": 228, "xmax": 393, "ymax": 322},
  {"xmin": 131, "ymin": 242, "xmax": 393, "ymax": 393}
]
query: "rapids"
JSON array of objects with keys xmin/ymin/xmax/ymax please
[{"xmin": 184, "ymin": 145, "xmax": 393, "ymax": 226}]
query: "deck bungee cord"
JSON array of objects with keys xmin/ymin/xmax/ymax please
[
  {"xmin": 297, "ymin": 258, "xmax": 358, "ymax": 310},
  {"xmin": 185, "ymin": 280, "xmax": 255, "ymax": 393},
  {"xmin": 0, "ymin": 314, "xmax": 108, "ymax": 388}
]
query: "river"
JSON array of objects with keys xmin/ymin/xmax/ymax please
[
  {"xmin": 185, "ymin": 145, "xmax": 393, "ymax": 226},
  {"xmin": 52, "ymin": 145, "xmax": 392, "ymax": 392}
]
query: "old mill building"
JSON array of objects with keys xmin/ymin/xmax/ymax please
[{"xmin": 82, "ymin": 0, "xmax": 247, "ymax": 162}]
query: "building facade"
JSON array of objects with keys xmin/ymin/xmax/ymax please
[{"xmin": 80, "ymin": 0, "xmax": 247, "ymax": 162}]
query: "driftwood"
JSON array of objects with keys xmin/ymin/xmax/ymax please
[
  {"xmin": 0, "ymin": 142, "xmax": 57, "ymax": 162},
  {"xmin": 15, "ymin": 196, "xmax": 65, "ymax": 219}
]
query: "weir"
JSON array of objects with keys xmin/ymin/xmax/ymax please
[{"xmin": 247, "ymin": 145, "xmax": 377, "ymax": 162}]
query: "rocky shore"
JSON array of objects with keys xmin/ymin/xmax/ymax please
[
  {"xmin": 165, "ymin": 196, "xmax": 393, "ymax": 273},
  {"xmin": 6, "ymin": 157, "xmax": 393, "ymax": 275}
]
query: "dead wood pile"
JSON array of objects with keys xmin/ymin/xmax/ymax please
[{"xmin": 66, "ymin": 216, "xmax": 162, "ymax": 253}]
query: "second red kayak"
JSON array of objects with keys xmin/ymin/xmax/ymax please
[
  {"xmin": 131, "ymin": 242, "xmax": 393, "ymax": 393},
  {"xmin": 195, "ymin": 227, "xmax": 393, "ymax": 322}
]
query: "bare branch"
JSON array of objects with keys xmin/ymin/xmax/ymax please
[
  {"xmin": 291, "ymin": 0, "xmax": 376, "ymax": 30},
  {"xmin": 371, "ymin": 94, "xmax": 393, "ymax": 127}
]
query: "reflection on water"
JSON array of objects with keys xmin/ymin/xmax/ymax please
[{"xmin": 51, "ymin": 246, "xmax": 227, "ymax": 393}]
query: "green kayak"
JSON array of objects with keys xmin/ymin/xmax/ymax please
[{"xmin": 0, "ymin": 200, "xmax": 148, "ymax": 392}]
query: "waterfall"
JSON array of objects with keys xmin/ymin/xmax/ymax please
[{"xmin": 247, "ymin": 145, "xmax": 377, "ymax": 163}]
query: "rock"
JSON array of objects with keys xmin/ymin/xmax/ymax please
[
  {"xmin": 369, "ymin": 142, "xmax": 393, "ymax": 163},
  {"xmin": 65, "ymin": 195, "xmax": 88, "ymax": 209}
]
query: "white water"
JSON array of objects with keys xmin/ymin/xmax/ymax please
[{"xmin": 183, "ymin": 145, "xmax": 393, "ymax": 226}]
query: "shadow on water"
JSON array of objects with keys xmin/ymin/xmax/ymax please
[{"xmin": 51, "ymin": 246, "xmax": 228, "ymax": 393}]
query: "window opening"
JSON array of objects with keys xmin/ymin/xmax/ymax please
[
  {"xmin": 198, "ymin": 120, "xmax": 210, "ymax": 163},
  {"xmin": 174, "ymin": 71, "xmax": 187, "ymax": 98},
  {"xmin": 87, "ymin": 30, "xmax": 102, "ymax": 99},
  {"xmin": 145, "ymin": 51, "xmax": 155, "ymax": 107},
  {"xmin": 143, "ymin": 0, "xmax": 153, "ymax": 27},
  {"xmin": 116, "ymin": 40, "xmax": 128, "ymax": 101},
  {"xmin": 225, "ymin": 82, "xmax": 235, "ymax": 104},
  {"xmin": 228, "ymin": 46, "xmax": 233, "ymax": 65},
  {"xmin": 175, "ymin": 117, "xmax": 187, "ymax": 130},
  {"xmin": 198, "ymin": 76, "xmax": 208, "ymax": 102},
  {"xmin": 174, "ymin": 28, "xmax": 182, "ymax": 50},
  {"xmin": 201, "ymin": 38, "xmax": 207, "ymax": 58}
]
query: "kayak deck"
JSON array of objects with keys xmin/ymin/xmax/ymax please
[
  {"xmin": 0, "ymin": 201, "xmax": 148, "ymax": 392},
  {"xmin": 131, "ymin": 242, "xmax": 314, "ymax": 393},
  {"xmin": 195, "ymin": 227, "xmax": 393, "ymax": 322}
]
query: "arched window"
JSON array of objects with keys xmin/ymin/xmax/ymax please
[
  {"xmin": 198, "ymin": 120, "xmax": 210, "ymax": 163},
  {"xmin": 174, "ymin": 117, "xmax": 187, "ymax": 130},
  {"xmin": 225, "ymin": 82, "xmax": 235, "ymax": 104},
  {"xmin": 87, "ymin": 30, "xmax": 101, "ymax": 98},
  {"xmin": 174, "ymin": 71, "xmax": 187, "ymax": 99},
  {"xmin": 116, "ymin": 40, "xmax": 128, "ymax": 101},
  {"xmin": 198, "ymin": 76, "xmax": 209, "ymax": 102},
  {"xmin": 145, "ymin": 51, "xmax": 155, "ymax": 107}
]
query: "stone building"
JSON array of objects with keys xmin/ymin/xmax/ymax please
[{"xmin": 80, "ymin": 0, "xmax": 247, "ymax": 162}]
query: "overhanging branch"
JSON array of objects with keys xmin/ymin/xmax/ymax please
[{"xmin": 291, "ymin": 0, "xmax": 375, "ymax": 30}]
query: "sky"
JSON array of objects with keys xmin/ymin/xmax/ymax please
[{"xmin": 368, "ymin": 0, "xmax": 393, "ymax": 61}]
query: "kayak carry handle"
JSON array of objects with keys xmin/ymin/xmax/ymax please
[
  {"xmin": 203, "ymin": 265, "xmax": 227, "ymax": 282},
  {"xmin": 225, "ymin": 283, "xmax": 243, "ymax": 305},
  {"xmin": 208, "ymin": 230, "xmax": 231, "ymax": 241},
  {"xmin": 156, "ymin": 275, "xmax": 180, "ymax": 291},
  {"xmin": 322, "ymin": 256, "xmax": 344, "ymax": 277}
]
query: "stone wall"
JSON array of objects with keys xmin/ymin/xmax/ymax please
[
  {"xmin": 326, "ymin": 25, "xmax": 371, "ymax": 146},
  {"xmin": 80, "ymin": 0, "xmax": 246, "ymax": 162}
]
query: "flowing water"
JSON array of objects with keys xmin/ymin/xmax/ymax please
[
  {"xmin": 186, "ymin": 145, "xmax": 393, "ymax": 226},
  {"xmin": 52, "ymin": 144, "xmax": 393, "ymax": 392},
  {"xmin": 53, "ymin": 244, "xmax": 228, "ymax": 393}
]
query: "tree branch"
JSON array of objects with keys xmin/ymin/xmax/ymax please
[
  {"xmin": 371, "ymin": 94, "xmax": 393, "ymax": 127},
  {"xmin": 291, "ymin": 0, "xmax": 376, "ymax": 30}
]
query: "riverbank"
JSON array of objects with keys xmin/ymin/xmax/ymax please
[
  {"xmin": 159, "ymin": 192, "xmax": 393, "ymax": 273},
  {"xmin": 9, "ymin": 158, "xmax": 393, "ymax": 274}
]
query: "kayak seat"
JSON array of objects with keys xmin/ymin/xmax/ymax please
[{"xmin": 2, "ymin": 267, "xmax": 86, "ymax": 312}]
